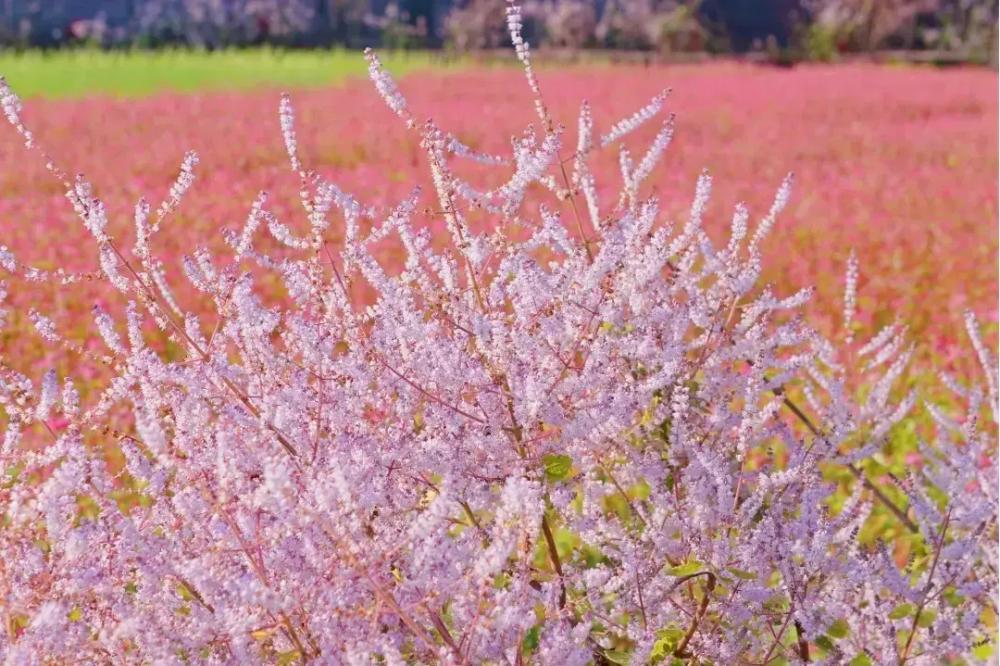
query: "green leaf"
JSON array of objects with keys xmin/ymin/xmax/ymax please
[
  {"xmin": 827, "ymin": 618, "xmax": 850, "ymax": 639},
  {"xmin": 849, "ymin": 654, "xmax": 873, "ymax": 666},
  {"xmin": 604, "ymin": 493, "xmax": 631, "ymax": 520},
  {"xmin": 726, "ymin": 567, "xmax": 758, "ymax": 581},
  {"xmin": 522, "ymin": 624, "xmax": 541, "ymax": 654},
  {"xmin": 75, "ymin": 494, "xmax": 101, "ymax": 522},
  {"xmin": 972, "ymin": 641, "xmax": 995, "ymax": 660},
  {"xmin": 942, "ymin": 586, "xmax": 965, "ymax": 607},
  {"xmin": 627, "ymin": 480, "xmax": 650, "ymax": 500},
  {"xmin": 666, "ymin": 561, "xmax": 704, "ymax": 577},
  {"xmin": 762, "ymin": 594, "xmax": 791, "ymax": 613},
  {"xmin": 493, "ymin": 571, "xmax": 511, "ymax": 590},
  {"xmin": 888, "ymin": 603, "xmax": 915, "ymax": 619},
  {"xmin": 814, "ymin": 635, "xmax": 835, "ymax": 652},
  {"xmin": 3, "ymin": 463, "xmax": 22, "ymax": 486},
  {"xmin": 176, "ymin": 583, "xmax": 196, "ymax": 602},
  {"xmin": 916, "ymin": 609, "xmax": 935, "ymax": 628},
  {"xmin": 554, "ymin": 527, "xmax": 579, "ymax": 561},
  {"xmin": 581, "ymin": 544, "xmax": 607, "ymax": 568},
  {"xmin": 603, "ymin": 649, "xmax": 632, "ymax": 664},
  {"xmin": 276, "ymin": 650, "xmax": 301, "ymax": 665},
  {"xmin": 650, "ymin": 625, "xmax": 686, "ymax": 663},
  {"xmin": 543, "ymin": 454, "xmax": 573, "ymax": 482}
]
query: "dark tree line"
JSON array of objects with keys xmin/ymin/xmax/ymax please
[{"xmin": 1, "ymin": 0, "xmax": 996, "ymax": 62}]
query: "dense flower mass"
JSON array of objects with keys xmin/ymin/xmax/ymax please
[{"xmin": 0, "ymin": 6, "xmax": 997, "ymax": 663}]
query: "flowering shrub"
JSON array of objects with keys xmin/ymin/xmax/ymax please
[
  {"xmin": 445, "ymin": 0, "xmax": 524, "ymax": 50},
  {"xmin": 444, "ymin": 0, "xmax": 707, "ymax": 52},
  {"xmin": 0, "ymin": 4, "xmax": 997, "ymax": 663},
  {"xmin": 540, "ymin": 0, "xmax": 598, "ymax": 49}
]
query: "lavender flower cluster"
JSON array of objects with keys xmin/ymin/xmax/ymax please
[{"xmin": 0, "ymin": 4, "xmax": 996, "ymax": 663}]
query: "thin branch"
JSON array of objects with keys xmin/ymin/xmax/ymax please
[
  {"xmin": 899, "ymin": 508, "xmax": 952, "ymax": 664},
  {"xmin": 794, "ymin": 619, "xmax": 810, "ymax": 662},
  {"xmin": 779, "ymin": 391, "xmax": 918, "ymax": 533},
  {"xmin": 673, "ymin": 571, "xmax": 717, "ymax": 658},
  {"xmin": 541, "ymin": 514, "xmax": 568, "ymax": 609}
]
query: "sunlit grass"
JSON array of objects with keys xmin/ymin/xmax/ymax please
[{"xmin": 0, "ymin": 47, "xmax": 464, "ymax": 98}]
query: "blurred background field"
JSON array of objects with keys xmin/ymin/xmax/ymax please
[{"xmin": 1, "ymin": 55, "xmax": 995, "ymax": 371}]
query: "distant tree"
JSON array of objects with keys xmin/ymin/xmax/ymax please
[
  {"xmin": 365, "ymin": 1, "xmax": 432, "ymax": 48},
  {"xmin": 916, "ymin": 0, "xmax": 998, "ymax": 58},
  {"xmin": 541, "ymin": 0, "xmax": 597, "ymax": 48},
  {"xmin": 443, "ymin": 0, "xmax": 544, "ymax": 49},
  {"xmin": 804, "ymin": 0, "xmax": 937, "ymax": 51},
  {"xmin": 444, "ymin": 0, "xmax": 509, "ymax": 49},
  {"xmin": 595, "ymin": 0, "xmax": 661, "ymax": 49},
  {"xmin": 134, "ymin": 0, "xmax": 316, "ymax": 47},
  {"xmin": 699, "ymin": 0, "xmax": 805, "ymax": 50}
]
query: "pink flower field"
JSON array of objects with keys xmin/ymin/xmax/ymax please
[{"xmin": 1, "ymin": 62, "xmax": 996, "ymax": 380}]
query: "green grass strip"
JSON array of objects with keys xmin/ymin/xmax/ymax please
[{"xmin": 0, "ymin": 47, "xmax": 462, "ymax": 98}]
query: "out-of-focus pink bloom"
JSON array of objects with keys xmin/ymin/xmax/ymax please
[{"xmin": 0, "ymin": 64, "xmax": 993, "ymax": 376}]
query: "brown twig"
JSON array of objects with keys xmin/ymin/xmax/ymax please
[
  {"xmin": 636, "ymin": 569, "xmax": 648, "ymax": 632},
  {"xmin": 423, "ymin": 604, "xmax": 465, "ymax": 663},
  {"xmin": 778, "ymin": 392, "xmax": 918, "ymax": 533},
  {"xmin": 758, "ymin": 607, "xmax": 795, "ymax": 665},
  {"xmin": 794, "ymin": 619, "xmax": 810, "ymax": 662},
  {"xmin": 899, "ymin": 508, "xmax": 951, "ymax": 664},
  {"xmin": 541, "ymin": 514, "xmax": 568, "ymax": 609},
  {"xmin": 673, "ymin": 571, "xmax": 717, "ymax": 658}
]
